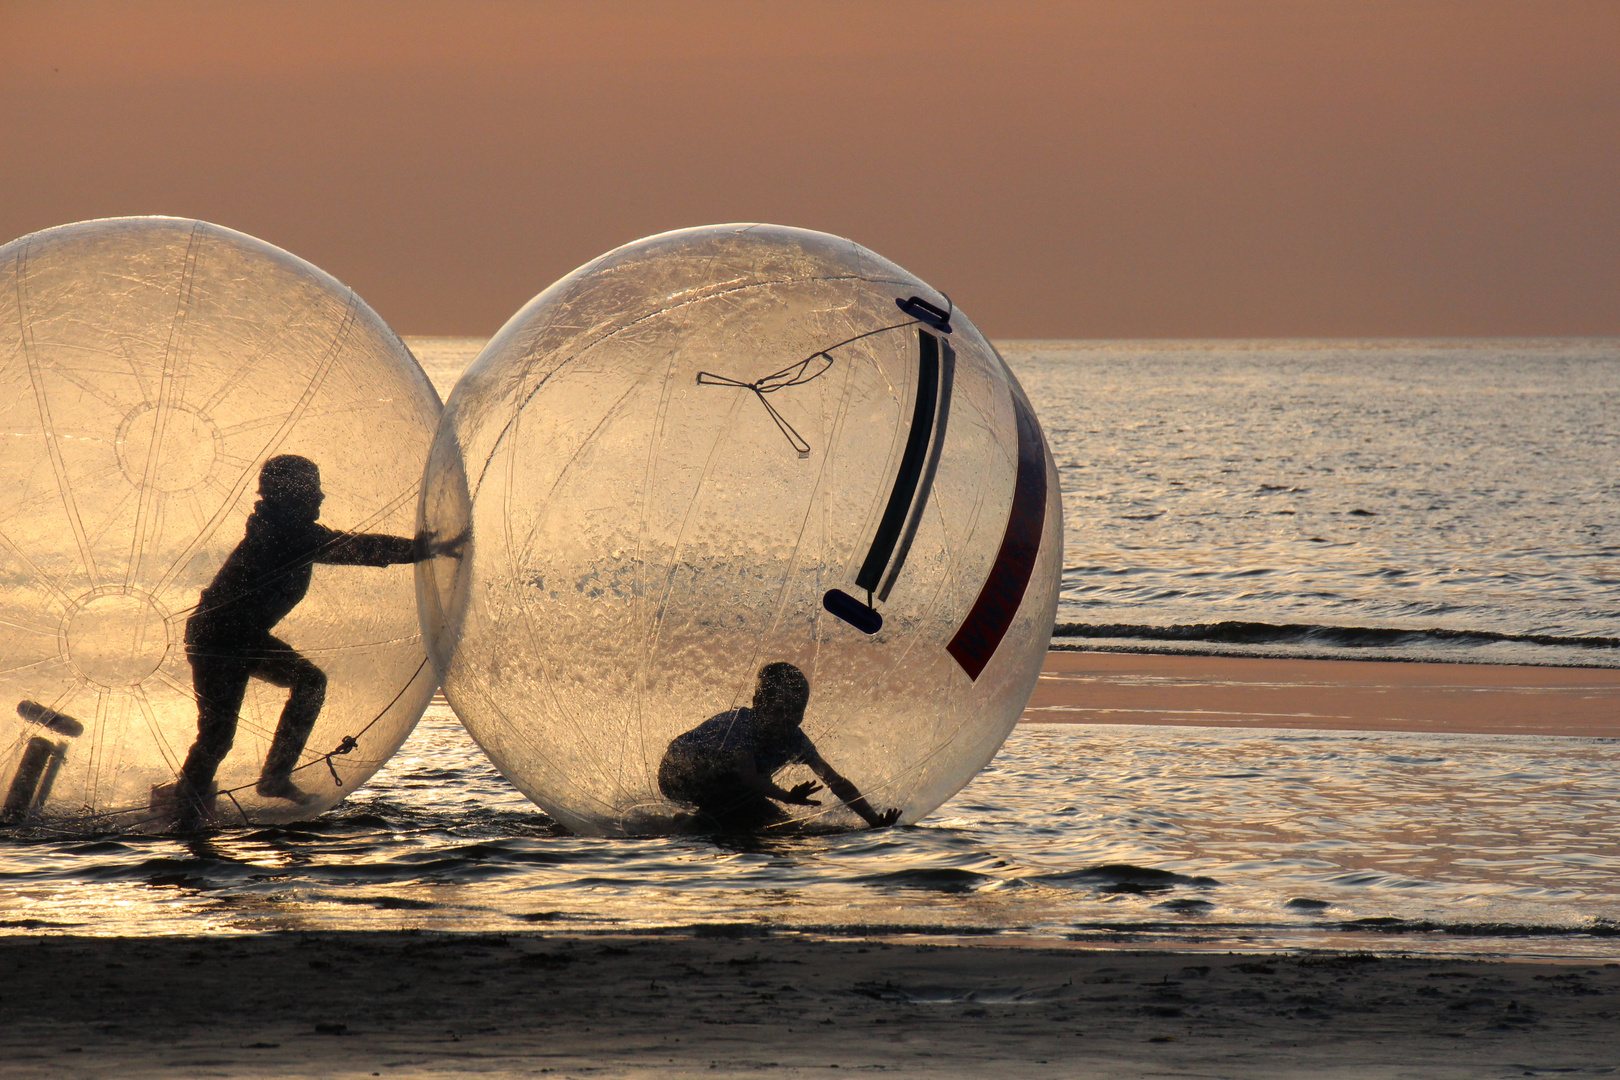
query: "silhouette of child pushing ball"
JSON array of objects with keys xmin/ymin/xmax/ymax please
[{"xmin": 173, "ymin": 455, "xmax": 461, "ymax": 829}]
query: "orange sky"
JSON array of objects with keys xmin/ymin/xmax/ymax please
[{"xmin": 2, "ymin": 0, "xmax": 1616, "ymax": 338}]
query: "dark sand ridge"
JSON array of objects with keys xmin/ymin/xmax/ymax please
[
  {"xmin": 1026, "ymin": 649, "xmax": 1620, "ymax": 738},
  {"xmin": 4, "ymin": 932, "xmax": 1619, "ymax": 1079}
]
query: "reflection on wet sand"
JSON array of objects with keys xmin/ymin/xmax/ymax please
[{"xmin": 1028, "ymin": 650, "xmax": 1620, "ymax": 737}]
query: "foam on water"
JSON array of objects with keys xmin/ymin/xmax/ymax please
[{"xmin": 3, "ymin": 710, "xmax": 1617, "ymax": 958}]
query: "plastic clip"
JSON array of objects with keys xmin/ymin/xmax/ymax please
[
  {"xmin": 896, "ymin": 296, "xmax": 952, "ymax": 334},
  {"xmin": 823, "ymin": 589, "xmax": 883, "ymax": 635}
]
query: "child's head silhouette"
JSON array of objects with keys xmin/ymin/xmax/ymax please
[{"xmin": 258, "ymin": 455, "xmax": 323, "ymax": 515}]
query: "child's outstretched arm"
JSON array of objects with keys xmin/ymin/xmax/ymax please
[
  {"xmin": 804, "ymin": 749, "xmax": 900, "ymax": 828},
  {"xmin": 317, "ymin": 526, "xmax": 468, "ymax": 566}
]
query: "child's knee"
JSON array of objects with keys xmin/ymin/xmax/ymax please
[{"xmin": 299, "ymin": 664, "xmax": 328, "ymax": 693}]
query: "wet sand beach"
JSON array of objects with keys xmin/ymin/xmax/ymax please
[
  {"xmin": 1028, "ymin": 650, "xmax": 1620, "ymax": 738},
  {"xmin": 4, "ymin": 931, "xmax": 1619, "ymax": 1079}
]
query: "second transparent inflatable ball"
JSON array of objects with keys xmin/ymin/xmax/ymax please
[
  {"xmin": 422, "ymin": 224, "xmax": 1062, "ymax": 835},
  {"xmin": 0, "ymin": 217, "xmax": 440, "ymax": 828}
]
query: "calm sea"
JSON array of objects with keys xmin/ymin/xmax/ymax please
[
  {"xmin": 1010, "ymin": 338, "xmax": 1620, "ymax": 667},
  {"xmin": 2, "ymin": 337, "xmax": 1616, "ymax": 957}
]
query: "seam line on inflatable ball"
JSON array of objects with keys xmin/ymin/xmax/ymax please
[{"xmin": 946, "ymin": 393, "xmax": 1047, "ymax": 680}]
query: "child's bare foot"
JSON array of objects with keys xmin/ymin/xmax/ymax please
[
  {"xmin": 152, "ymin": 780, "xmax": 216, "ymax": 832},
  {"xmin": 254, "ymin": 776, "xmax": 319, "ymax": 805}
]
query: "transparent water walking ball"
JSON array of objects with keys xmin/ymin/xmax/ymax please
[
  {"xmin": 0, "ymin": 217, "xmax": 440, "ymax": 829},
  {"xmin": 421, "ymin": 224, "xmax": 1062, "ymax": 836}
]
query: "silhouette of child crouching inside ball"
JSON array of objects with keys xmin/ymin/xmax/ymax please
[{"xmin": 659, "ymin": 662, "xmax": 900, "ymax": 833}]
